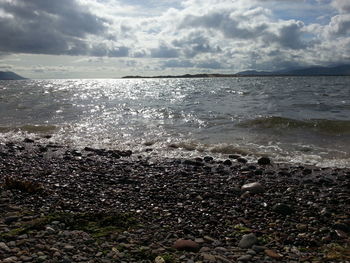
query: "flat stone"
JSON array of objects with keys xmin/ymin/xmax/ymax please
[
  {"xmin": 237, "ymin": 254, "xmax": 252, "ymax": 262},
  {"xmin": 238, "ymin": 233, "xmax": 257, "ymax": 248},
  {"xmin": 173, "ymin": 239, "xmax": 199, "ymax": 252},
  {"xmin": 194, "ymin": 238, "xmax": 205, "ymax": 243},
  {"xmin": 0, "ymin": 242, "xmax": 11, "ymax": 252},
  {"xmin": 241, "ymin": 182, "xmax": 264, "ymax": 194},
  {"xmin": 201, "ymin": 253, "xmax": 216, "ymax": 261},
  {"xmin": 199, "ymin": 246, "xmax": 211, "ymax": 252},
  {"xmin": 3, "ymin": 257, "xmax": 18, "ymax": 263},
  {"xmin": 257, "ymin": 157, "xmax": 271, "ymax": 165},
  {"xmin": 4, "ymin": 216, "xmax": 19, "ymax": 225},
  {"xmin": 154, "ymin": 256, "xmax": 166, "ymax": 263},
  {"xmin": 63, "ymin": 244, "xmax": 74, "ymax": 250},
  {"xmin": 252, "ymin": 245, "xmax": 268, "ymax": 253},
  {"xmin": 272, "ymin": 203, "xmax": 294, "ymax": 215},
  {"xmin": 265, "ymin": 249, "xmax": 282, "ymax": 259}
]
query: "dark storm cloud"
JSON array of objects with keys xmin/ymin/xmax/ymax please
[
  {"xmin": 0, "ymin": 0, "xmax": 128, "ymax": 57},
  {"xmin": 261, "ymin": 22, "xmax": 307, "ymax": 50}
]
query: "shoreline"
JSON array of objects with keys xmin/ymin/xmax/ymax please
[{"xmin": 0, "ymin": 140, "xmax": 349, "ymax": 262}]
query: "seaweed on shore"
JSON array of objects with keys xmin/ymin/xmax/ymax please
[
  {"xmin": 2, "ymin": 176, "xmax": 44, "ymax": 194},
  {"xmin": 0, "ymin": 211, "xmax": 138, "ymax": 241}
]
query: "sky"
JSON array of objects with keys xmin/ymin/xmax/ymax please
[{"xmin": 0, "ymin": 0, "xmax": 350, "ymax": 78}]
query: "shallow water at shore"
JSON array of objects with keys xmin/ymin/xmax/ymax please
[{"xmin": 0, "ymin": 77, "xmax": 349, "ymax": 167}]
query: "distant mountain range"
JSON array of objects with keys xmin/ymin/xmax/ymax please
[
  {"xmin": 2, "ymin": 64, "xmax": 350, "ymax": 80},
  {"xmin": 0, "ymin": 71, "xmax": 26, "ymax": 80},
  {"xmin": 237, "ymin": 64, "xmax": 350, "ymax": 76},
  {"xmin": 123, "ymin": 64, "xmax": 350, "ymax": 78}
]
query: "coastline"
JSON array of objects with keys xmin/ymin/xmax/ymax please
[{"xmin": 0, "ymin": 140, "xmax": 349, "ymax": 262}]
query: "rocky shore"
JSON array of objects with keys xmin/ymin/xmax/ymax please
[{"xmin": 0, "ymin": 140, "xmax": 349, "ymax": 262}]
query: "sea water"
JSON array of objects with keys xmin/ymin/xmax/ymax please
[{"xmin": 0, "ymin": 77, "xmax": 349, "ymax": 167}]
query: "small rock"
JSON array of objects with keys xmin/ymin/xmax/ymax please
[
  {"xmin": 257, "ymin": 157, "xmax": 271, "ymax": 165},
  {"xmin": 237, "ymin": 157, "xmax": 248, "ymax": 163},
  {"xmin": 154, "ymin": 256, "xmax": 165, "ymax": 263},
  {"xmin": 3, "ymin": 257, "xmax": 18, "ymax": 263},
  {"xmin": 241, "ymin": 182, "xmax": 264, "ymax": 194},
  {"xmin": 20, "ymin": 256, "xmax": 33, "ymax": 262},
  {"xmin": 204, "ymin": 156, "xmax": 213, "ymax": 162},
  {"xmin": 252, "ymin": 245, "xmax": 268, "ymax": 253},
  {"xmin": 246, "ymin": 249, "xmax": 256, "ymax": 255},
  {"xmin": 223, "ymin": 159, "xmax": 232, "ymax": 166},
  {"xmin": 0, "ymin": 242, "xmax": 11, "ymax": 252},
  {"xmin": 272, "ymin": 203, "xmax": 294, "ymax": 215},
  {"xmin": 173, "ymin": 239, "xmax": 199, "ymax": 252},
  {"xmin": 238, "ymin": 233, "xmax": 257, "ymax": 248},
  {"xmin": 23, "ymin": 138, "xmax": 34, "ymax": 143},
  {"xmin": 237, "ymin": 254, "xmax": 252, "ymax": 262},
  {"xmin": 229, "ymin": 154, "xmax": 240, "ymax": 159},
  {"xmin": 265, "ymin": 249, "xmax": 282, "ymax": 259},
  {"xmin": 4, "ymin": 216, "xmax": 19, "ymax": 225},
  {"xmin": 53, "ymin": 251, "xmax": 61, "ymax": 257},
  {"xmin": 45, "ymin": 226, "xmax": 56, "ymax": 234},
  {"xmin": 199, "ymin": 246, "xmax": 211, "ymax": 252},
  {"xmin": 63, "ymin": 244, "xmax": 74, "ymax": 251},
  {"xmin": 17, "ymin": 234, "xmax": 28, "ymax": 239},
  {"xmin": 201, "ymin": 253, "xmax": 216, "ymax": 261},
  {"xmin": 194, "ymin": 238, "xmax": 205, "ymax": 243}
]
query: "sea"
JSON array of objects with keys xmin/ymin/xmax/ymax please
[{"xmin": 0, "ymin": 77, "xmax": 349, "ymax": 167}]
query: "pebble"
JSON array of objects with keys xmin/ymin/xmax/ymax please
[
  {"xmin": 272, "ymin": 203, "xmax": 294, "ymax": 215},
  {"xmin": 201, "ymin": 253, "xmax": 216, "ymax": 261},
  {"xmin": 0, "ymin": 241, "xmax": 11, "ymax": 252},
  {"xmin": 173, "ymin": 239, "xmax": 199, "ymax": 252},
  {"xmin": 264, "ymin": 249, "xmax": 282, "ymax": 259},
  {"xmin": 238, "ymin": 233, "xmax": 257, "ymax": 248},
  {"xmin": 4, "ymin": 216, "xmax": 19, "ymax": 224},
  {"xmin": 241, "ymin": 182, "xmax": 264, "ymax": 194},
  {"xmin": 257, "ymin": 157, "xmax": 271, "ymax": 165},
  {"xmin": 3, "ymin": 257, "xmax": 18, "ymax": 263},
  {"xmin": 237, "ymin": 254, "xmax": 252, "ymax": 261},
  {"xmin": 154, "ymin": 256, "xmax": 166, "ymax": 263}
]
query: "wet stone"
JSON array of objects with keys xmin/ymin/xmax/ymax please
[{"xmin": 241, "ymin": 182, "xmax": 264, "ymax": 194}]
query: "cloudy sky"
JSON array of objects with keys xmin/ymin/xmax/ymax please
[{"xmin": 0, "ymin": 0, "xmax": 349, "ymax": 78}]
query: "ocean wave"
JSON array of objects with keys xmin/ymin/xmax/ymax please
[{"xmin": 239, "ymin": 116, "xmax": 350, "ymax": 135}]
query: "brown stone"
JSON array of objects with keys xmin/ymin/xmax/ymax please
[
  {"xmin": 173, "ymin": 239, "xmax": 199, "ymax": 252},
  {"xmin": 264, "ymin": 249, "xmax": 282, "ymax": 259}
]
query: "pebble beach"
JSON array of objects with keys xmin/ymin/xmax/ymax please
[{"xmin": 0, "ymin": 140, "xmax": 349, "ymax": 263}]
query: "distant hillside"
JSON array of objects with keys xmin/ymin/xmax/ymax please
[
  {"xmin": 0, "ymin": 71, "xmax": 26, "ymax": 80},
  {"xmin": 237, "ymin": 64, "xmax": 350, "ymax": 76},
  {"xmin": 122, "ymin": 73, "xmax": 237, "ymax": 79}
]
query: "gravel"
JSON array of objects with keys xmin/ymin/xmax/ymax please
[{"xmin": 0, "ymin": 141, "xmax": 350, "ymax": 262}]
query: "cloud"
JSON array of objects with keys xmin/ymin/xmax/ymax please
[
  {"xmin": 0, "ymin": 0, "xmax": 349, "ymax": 75},
  {"xmin": 150, "ymin": 43, "xmax": 179, "ymax": 58},
  {"xmin": 0, "ymin": 0, "xmax": 130, "ymax": 57},
  {"xmin": 332, "ymin": 0, "xmax": 350, "ymax": 13}
]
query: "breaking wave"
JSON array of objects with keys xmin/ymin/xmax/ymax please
[{"xmin": 239, "ymin": 116, "xmax": 350, "ymax": 135}]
